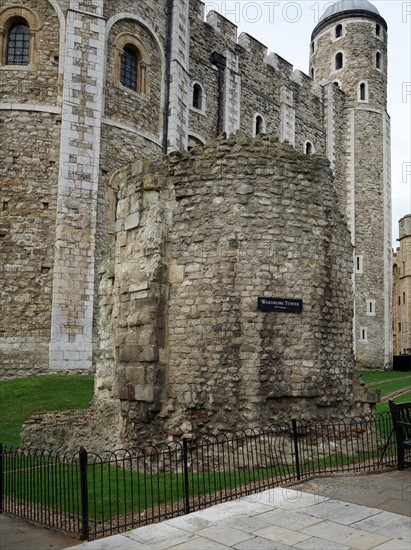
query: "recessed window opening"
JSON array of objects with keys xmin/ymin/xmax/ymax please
[
  {"xmin": 376, "ymin": 51, "xmax": 381, "ymax": 69},
  {"xmin": 311, "ymin": 41, "xmax": 315, "ymax": 53},
  {"xmin": 192, "ymin": 83, "xmax": 202, "ymax": 110},
  {"xmin": 355, "ymin": 255, "xmax": 363, "ymax": 273},
  {"xmin": 335, "ymin": 52, "xmax": 343, "ymax": 70},
  {"xmin": 335, "ymin": 24, "xmax": 343, "ymax": 38},
  {"xmin": 6, "ymin": 21, "xmax": 30, "ymax": 65},
  {"xmin": 305, "ymin": 141, "xmax": 313, "ymax": 155},
  {"xmin": 311, "ymin": 68, "xmax": 314, "ymax": 79},
  {"xmin": 255, "ymin": 115, "xmax": 265, "ymax": 135},
  {"xmin": 333, "ymin": 81, "xmax": 340, "ymax": 88},
  {"xmin": 120, "ymin": 46, "xmax": 138, "ymax": 91},
  {"xmin": 360, "ymin": 327, "xmax": 367, "ymax": 342},
  {"xmin": 376, "ymin": 24, "xmax": 380, "ymax": 36},
  {"xmin": 367, "ymin": 299, "xmax": 376, "ymax": 316},
  {"xmin": 359, "ymin": 82, "xmax": 366, "ymax": 101}
]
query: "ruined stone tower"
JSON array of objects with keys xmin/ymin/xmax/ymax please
[{"xmin": 310, "ymin": 0, "xmax": 392, "ymax": 369}]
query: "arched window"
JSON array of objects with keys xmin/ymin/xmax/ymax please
[
  {"xmin": 188, "ymin": 134, "xmax": 205, "ymax": 151},
  {"xmin": 335, "ymin": 52, "xmax": 343, "ymax": 70},
  {"xmin": 305, "ymin": 141, "xmax": 313, "ymax": 155},
  {"xmin": 333, "ymin": 81, "xmax": 340, "ymax": 88},
  {"xmin": 6, "ymin": 21, "xmax": 30, "ymax": 65},
  {"xmin": 376, "ymin": 51, "xmax": 381, "ymax": 69},
  {"xmin": 120, "ymin": 46, "xmax": 138, "ymax": 91},
  {"xmin": 375, "ymin": 24, "xmax": 381, "ymax": 37},
  {"xmin": 114, "ymin": 34, "xmax": 150, "ymax": 95},
  {"xmin": 335, "ymin": 24, "xmax": 342, "ymax": 38},
  {"xmin": 254, "ymin": 114, "xmax": 265, "ymax": 136},
  {"xmin": 192, "ymin": 83, "xmax": 202, "ymax": 110}
]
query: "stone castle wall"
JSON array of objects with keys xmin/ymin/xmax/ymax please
[{"xmin": 1, "ymin": 0, "xmax": 392, "ymax": 382}]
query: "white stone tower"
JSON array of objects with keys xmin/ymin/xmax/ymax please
[{"xmin": 310, "ymin": 0, "xmax": 392, "ymax": 369}]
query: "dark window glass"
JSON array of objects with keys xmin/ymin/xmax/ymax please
[
  {"xmin": 360, "ymin": 83, "xmax": 366, "ymax": 100},
  {"xmin": 335, "ymin": 52, "xmax": 343, "ymax": 70},
  {"xmin": 335, "ymin": 24, "xmax": 342, "ymax": 38},
  {"xmin": 376, "ymin": 24, "xmax": 380, "ymax": 36},
  {"xmin": 7, "ymin": 23, "xmax": 30, "ymax": 65},
  {"xmin": 120, "ymin": 47, "xmax": 138, "ymax": 91}
]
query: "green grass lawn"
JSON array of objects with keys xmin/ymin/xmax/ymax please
[
  {"xmin": 359, "ymin": 370, "xmax": 410, "ymax": 385},
  {"xmin": 359, "ymin": 370, "xmax": 411, "ymax": 414},
  {"xmin": 0, "ymin": 375, "xmax": 94, "ymax": 447}
]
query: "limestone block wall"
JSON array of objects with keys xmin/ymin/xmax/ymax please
[{"xmin": 0, "ymin": 111, "xmax": 60, "ymax": 378}]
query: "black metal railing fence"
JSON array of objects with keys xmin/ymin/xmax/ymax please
[{"xmin": 0, "ymin": 412, "xmax": 399, "ymax": 541}]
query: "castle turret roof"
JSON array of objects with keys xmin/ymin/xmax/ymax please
[
  {"xmin": 319, "ymin": 0, "xmax": 380, "ymax": 22},
  {"xmin": 312, "ymin": 0, "xmax": 387, "ymax": 38}
]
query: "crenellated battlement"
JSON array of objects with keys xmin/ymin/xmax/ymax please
[
  {"xmin": 238, "ymin": 32, "xmax": 267, "ymax": 60},
  {"xmin": 206, "ymin": 10, "xmax": 237, "ymax": 42}
]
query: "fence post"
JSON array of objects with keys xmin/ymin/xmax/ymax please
[
  {"xmin": 79, "ymin": 447, "xmax": 89, "ymax": 541},
  {"xmin": 182, "ymin": 438, "xmax": 190, "ymax": 515},
  {"xmin": 291, "ymin": 420, "xmax": 301, "ymax": 481},
  {"xmin": 0, "ymin": 444, "xmax": 3, "ymax": 513}
]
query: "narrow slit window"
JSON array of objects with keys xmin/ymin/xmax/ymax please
[
  {"xmin": 305, "ymin": 142, "xmax": 313, "ymax": 155},
  {"xmin": 335, "ymin": 52, "xmax": 343, "ymax": 70},
  {"xmin": 367, "ymin": 299, "xmax": 376, "ymax": 316},
  {"xmin": 376, "ymin": 52, "xmax": 381, "ymax": 69},
  {"xmin": 6, "ymin": 22, "xmax": 30, "ymax": 65},
  {"xmin": 335, "ymin": 24, "xmax": 342, "ymax": 38},
  {"xmin": 360, "ymin": 328, "xmax": 367, "ymax": 342},
  {"xmin": 359, "ymin": 82, "xmax": 366, "ymax": 101},
  {"xmin": 376, "ymin": 24, "xmax": 380, "ymax": 37},
  {"xmin": 355, "ymin": 255, "xmax": 363, "ymax": 273}
]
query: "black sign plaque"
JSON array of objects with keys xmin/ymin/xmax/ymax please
[{"xmin": 257, "ymin": 297, "xmax": 303, "ymax": 313}]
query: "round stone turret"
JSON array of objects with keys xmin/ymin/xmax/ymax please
[
  {"xmin": 310, "ymin": 0, "xmax": 387, "ymax": 109},
  {"xmin": 310, "ymin": 0, "xmax": 392, "ymax": 369}
]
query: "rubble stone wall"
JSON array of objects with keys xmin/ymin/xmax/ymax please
[{"xmin": 22, "ymin": 134, "xmax": 375, "ymax": 451}]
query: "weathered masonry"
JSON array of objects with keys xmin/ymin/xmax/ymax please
[
  {"xmin": 22, "ymin": 135, "xmax": 377, "ymax": 451},
  {"xmin": 0, "ymin": 0, "xmax": 391, "ymax": 380}
]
